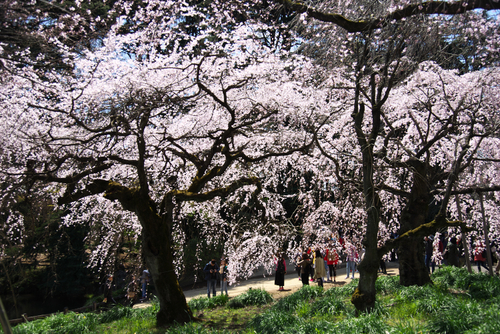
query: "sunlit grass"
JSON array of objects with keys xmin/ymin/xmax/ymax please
[
  {"xmin": 8, "ymin": 266, "xmax": 500, "ymax": 334},
  {"xmin": 189, "ymin": 294, "xmax": 229, "ymax": 311},
  {"xmin": 98, "ymin": 316, "xmax": 158, "ymax": 334}
]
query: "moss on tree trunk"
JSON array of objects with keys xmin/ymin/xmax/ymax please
[
  {"xmin": 353, "ymin": 250, "xmax": 379, "ymax": 312},
  {"xmin": 142, "ymin": 225, "xmax": 193, "ymax": 326},
  {"xmin": 105, "ymin": 186, "xmax": 193, "ymax": 326},
  {"xmin": 397, "ymin": 159, "xmax": 431, "ymax": 286}
]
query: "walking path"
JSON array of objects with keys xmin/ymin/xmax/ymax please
[{"xmin": 134, "ymin": 262, "xmax": 400, "ymax": 309}]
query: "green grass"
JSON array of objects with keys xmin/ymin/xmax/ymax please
[
  {"xmin": 226, "ymin": 288, "xmax": 273, "ymax": 309},
  {"xmin": 6, "ymin": 266, "xmax": 500, "ymax": 334},
  {"xmin": 189, "ymin": 295, "xmax": 230, "ymax": 311},
  {"xmin": 8, "ymin": 299, "xmax": 160, "ymax": 334}
]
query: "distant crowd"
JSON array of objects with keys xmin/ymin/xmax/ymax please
[
  {"xmin": 189, "ymin": 232, "xmax": 500, "ymax": 300},
  {"xmin": 425, "ymin": 232, "xmax": 500, "ymax": 274}
]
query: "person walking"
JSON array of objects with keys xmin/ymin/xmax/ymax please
[
  {"xmin": 306, "ymin": 247, "xmax": 314, "ymax": 281},
  {"xmin": 296, "ymin": 253, "xmax": 312, "ymax": 286},
  {"xmin": 103, "ymin": 274, "xmax": 116, "ymax": 304},
  {"xmin": 274, "ymin": 253, "xmax": 287, "ymax": 291},
  {"xmin": 140, "ymin": 269, "xmax": 150, "ymax": 300},
  {"xmin": 446, "ymin": 236, "xmax": 459, "ymax": 267},
  {"xmin": 474, "ymin": 240, "xmax": 489, "ymax": 272},
  {"xmin": 204, "ymin": 258, "xmax": 219, "ymax": 298},
  {"xmin": 313, "ymin": 249, "xmax": 326, "ymax": 287},
  {"xmin": 345, "ymin": 242, "xmax": 357, "ymax": 279},
  {"xmin": 220, "ymin": 258, "xmax": 229, "ymax": 296}
]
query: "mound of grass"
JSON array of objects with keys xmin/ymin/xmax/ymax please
[
  {"xmin": 167, "ymin": 322, "xmax": 230, "ymax": 334},
  {"xmin": 333, "ymin": 313, "xmax": 389, "ymax": 333},
  {"xmin": 273, "ymin": 285, "xmax": 323, "ymax": 312},
  {"xmin": 326, "ymin": 279, "xmax": 358, "ymax": 297},
  {"xmin": 422, "ymin": 266, "xmax": 500, "ymax": 333},
  {"xmin": 432, "ymin": 265, "xmax": 500, "ymax": 299},
  {"xmin": 227, "ymin": 288, "xmax": 273, "ymax": 309},
  {"xmin": 188, "ymin": 294, "xmax": 229, "ymax": 311},
  {"xmin": 395, "ymin": 284, "xmax": 437, "ymax": 303},
  {"xmin": 375, "ymin": 275, "xmax": 401, "ymax": 295},
  {"xmin": 11, "ymin": 266, "xmax": 500, "ymax": 334},
  {"xmin": 249, "ymin": 309, "xmax": 299, "ymax": 334},
  {"xmin": 425, "ymin": 298, "xmax": 484, "ymax": 333},
  {"xmin": 310, "ymin": 293, "xmax": 350, "ymax": 316}
]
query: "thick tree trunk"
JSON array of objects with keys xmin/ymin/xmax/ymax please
[
  {"xmin": 397, "ymin": 159, "xmax": 431, "ymax": 286},
  {"xmin": 113, "ymin": 190, "xmax": 193, "ymax": 327},
  {"xmin": 352, "ymin": 182, "xmax": 381, "ymax": 312},
  {"xmin": 142, "ymin": 223, "xmax": 193, "ymax": 326},
  {"xmin": 397, "ymin": 232, "xmax": 430, "ymax": 286},
  {"xmin": 139, "ymin": 201, "xmax": 193, "ymax": 326}
]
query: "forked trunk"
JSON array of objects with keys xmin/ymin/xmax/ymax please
[
  {"xmin": 127, "ymin": 194, "xmax": 193, "ymax": 327},
  {"xmin": 96, "ymin": 180, "xmax": 194, "ymax": 326}
]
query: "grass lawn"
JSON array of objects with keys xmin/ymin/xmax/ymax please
[{"xmin": 6, "ymin": 266, "xmax": 500, "ymax": 334}]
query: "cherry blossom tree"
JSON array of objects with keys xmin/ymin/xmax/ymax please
[
  {"xmin": 2, "ymin": 0, "xmax": 500, "ymax": 324},
  {"xmin": 268, "ymin": 0, "xmax": 500, "ymax": 312},
  {"xmin": 380, "ymin": 61, "xmax": 500, "ymax": 277},
  {"xmin": 0, "ymin": 0, "xmax": 334, "ymax": 322}
]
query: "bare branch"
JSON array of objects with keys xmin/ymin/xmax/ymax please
[
  {"xmin": 277, "ymin": 0, "xmax": 500, "ymax": 32},
  {"xmin": 451, "ymin": 185, "xmax": 500, "ymax": 195},
  {"xmin": 168, "ymin": 176, "xmax": 261, "ymax": 203},
  {"xmin": 379, "ymin": 216, "xmax": 473, "ymax": 257}
]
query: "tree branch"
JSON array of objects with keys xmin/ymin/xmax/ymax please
[
  {"xmin": 57, "ymin": 179, "xmax": 112, "ymax": 205},
  {"xmin": 378, "ymin": 216, "xmax": 473, "ymax": 257},
  {"xmin": 450, "ymin": 185, "xmax": 500, "ymax": 195},
  {"xmin": 277, "ymin": 0, "xmax": 500, "ymax": 32},
  {"xmin": 168, "ymin": 177, "xmax": 261, "ymax": 203}
]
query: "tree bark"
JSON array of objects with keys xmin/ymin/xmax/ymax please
[
  {"xmin": 353, "ymin": 219, "xmax": 380, "ymax": 312},
  {"xmin": 397, "ymin": 159, "xmax": 431, "ymax": 286},
  {"xmin": 104, "ymin": 186, "xmax": 193, "ymax": 326},
  {"xmin": 352, "ymin": 150, "xmax": 380, "ymax": 312},
  {"xmin": 351, "ymin": 102, "xmax": 380, "ymax": 312},
  {"xmin": 139, "ymin": 198, "xmax": 193, "ymax": 326},
  {"xmin": 142, "ymin": 222, "xmax": 193, "ymax": 325}
]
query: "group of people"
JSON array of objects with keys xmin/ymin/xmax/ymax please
[
  {"xmin": 472, "ymin": 239, "xmax": 500, "ymax": 274},
  {"xmin": 425, "ymin": 232, "xmax": 500, "ymax": 275},
  {"xmin": 125, "ymin": 269, "xmax": 152, "ymax": 305},
  {"xmin": 203, "ymin": 258, "xmax": 229, "ymax": 298},
  {"xmin": 100, "ymin": 267, "xmax": 152, "ymax": 306},
  {"xmin": 289, "ymin": 243, "xmax": 344, "ymax": 289},
  {"xmin": 274, "ymin": 235, "xmax": 372, "ymax": 290}
]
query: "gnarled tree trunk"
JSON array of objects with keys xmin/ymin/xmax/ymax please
[
  {"xmin": 105, "ymin": 187, "xmax": 193, "ymax": 327},
  {"xmin": 397, "ymin": 159, "xmax": 431, "ymax": 286},
  {"xmin": 142, "ymin": 219, "xmax": 193, "ymax": 325}
]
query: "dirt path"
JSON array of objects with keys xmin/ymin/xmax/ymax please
[{"xmin": 133, "ymin": 262, "xmax": 400, "ymax": 309}]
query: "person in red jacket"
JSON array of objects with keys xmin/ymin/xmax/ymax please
[
  {"xmin": 325, "ymin": 245, "xmax": 339, "ymax": 282},
  {"xmin": 474, "ymin": 240, "xmax": 489, "ymax": 272}
]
